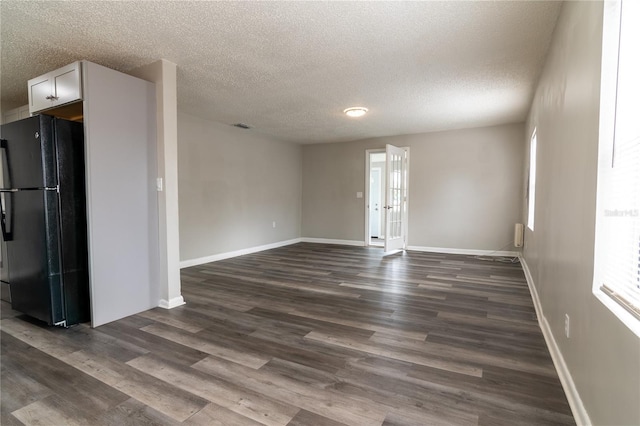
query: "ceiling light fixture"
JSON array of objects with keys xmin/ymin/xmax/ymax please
[{"xmin": 343, "ymin": 107, "xmax": 368, "ymax": 118}]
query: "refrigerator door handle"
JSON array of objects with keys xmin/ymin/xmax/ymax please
[
  {"xmin": 0, "ymin": 140, "xmax": 12, "ymax": 241},
  {"xmin": 0, "ymin": 139, "xmax": 12, "ymax": 190},
  {"xmin": 0, "ymin": 191, "xmax": 12, "ymax": 241}
]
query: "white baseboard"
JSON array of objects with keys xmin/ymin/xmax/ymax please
[
  {"xmin": 180, "ymin": 237, "xmax": 369, "ymax": 269},
  {"xmin": 180, "ymin": 238, "xmax": 303, "ymax": 268},
  {"xmin": 407, "ymin": 245, "xmax": 519, "ymax": 257},
  {"xmin": 181, "ymin": 240, "xmax": 517, "ymax": 269},
  {"xmin": 520, "ymin": 256, "xmax": 591, "ymax": 426},
  {"xmin": 301, "ymin": 238, "xmax": 365, "ymax": 246},
  {"xmin": 158, "ymin": 295, "xmax": 186, "ymax": 309}
]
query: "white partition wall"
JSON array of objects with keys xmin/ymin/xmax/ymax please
[
  {"xmin": 129, "ymin": 59, "xmax": 184, "ymax": 309},
  {"xmin": 82, "ymin": 61, "xmax": 160, "ymax": 327}
]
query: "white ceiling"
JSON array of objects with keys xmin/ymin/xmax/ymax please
[{"xmin": 1, "ymin": 1, "xmax": 561, "ymax": 144}]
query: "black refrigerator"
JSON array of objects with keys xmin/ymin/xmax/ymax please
[{"xmin": 0, "ymin": 115, "xmax": 89, "ymax": 326}]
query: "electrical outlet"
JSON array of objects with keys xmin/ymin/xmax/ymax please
[
  {"xmin": 272, "ymin": 221, "xmax": 276, "ymax": 228},
  {"xmin": 564, "ymin": 314, "xmax": 570, "ymax": 338}
]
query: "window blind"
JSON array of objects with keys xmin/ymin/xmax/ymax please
[{"xmin": 597, "ymin": 0, "xmax": 640, "ymax": 320}]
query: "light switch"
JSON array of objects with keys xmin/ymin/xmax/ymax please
[
  {"xmin": 156, "ymin": 177, "xmax": 164, "ymax": 192},
  {"xmin": 356, "ymin": 192, "xmax": 363, "ymax": 198}
]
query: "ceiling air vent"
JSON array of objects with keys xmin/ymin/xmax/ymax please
[{"xmin": 232, "ymin": 123, "xmax": 251, "ymax": 129}]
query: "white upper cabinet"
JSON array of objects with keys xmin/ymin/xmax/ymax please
[
  {"xmin": 28, "ymin": 62, "xmax": 82, "ymax": 114},
  {"xmin": 1, "ymin": 105, "xmax": 30, "ymax": 125}
]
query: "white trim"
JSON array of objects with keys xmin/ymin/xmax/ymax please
[
  {"xmin": 180, "ymin": 238, "xmax": 302, "ymax": 268},
  {"xmin": 180, "ymin": 238, "xmax": 370, "ymax": 269},
  {"xmin": 520, "ymin": 256, "xmax": 591, "ymax": 426},
  {"xmin": 158, "ymin": 296, "xmax": 185, "ymax": 309},
  {"xmin": 181, "ymin": 241, "xmax": 518, "ymax": 268},
  {"xmin": 593, "ymin": 288, "xmax": 640, "ymax": 337},
  {"xmin": 364, "ymin": 147, "xmax": 410, "ymax": 249},
  {"xmin": 365, "ymin": 148, "xmax": 385, "ymax": 246},
  {"xmin": 404, "ymin": 147, "xmax": 410, "ymax": 250},
  {"xmin": 301, "ymin": 238, "xmax": 365, "ymax": 246},
  {"xmin": 407, "ymin": 245, "xmax": 519, "ymax": 257}
]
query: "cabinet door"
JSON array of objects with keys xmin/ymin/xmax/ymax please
[
  {"xmin": 52, "ymin": 62, "xmax": 82, "ymax": 107},
  {"xmin": 18, "ymin": 105, "xmax": 31, "ymax": 120},
  {"xmin": 28, "ymin": 74, "xmax": 53, "ymax": 113},
  {"xmin": 1, "ymin": 105, "xmax": 29, "ymax": 125},
  {"xmin": 27, "ymin": 62, "xmax": 82, "ymax": 114},
  {"xmin": 2, "ymin": 110, "xmax": 19, "ymax": 125}
]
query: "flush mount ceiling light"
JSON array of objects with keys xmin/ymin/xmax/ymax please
[{"xmin": 343, "ymin": 107, "xmax": 368, "ymax": 118}]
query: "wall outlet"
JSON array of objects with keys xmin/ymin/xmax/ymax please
[
  {"xmin": 564, "ymin": 314, "xmax": 570, "ymax": 338},
  {"xmin": 356, "ymin": 192, "xmax": 363, "ymax": 199},
  {"xmin": 272, "ymin": 221, "xmax": 276, "ymax": 228}
]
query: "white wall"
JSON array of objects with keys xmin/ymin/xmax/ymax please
[
  {"xmin": 302, "ymin": 123, "xmax": 525, "ymax": 252},
  {"xmin": 523, "ymin": 2, "xmax": 639, "ymax": 425},
  {"xmin": 129, "ymin": 59, "xmax": 184, "ymax": 309},
  {"xmin": 83, "ymin": 61, "xmax": 159, "ymax": 327},
  {"xmin": 178, "ymin": 113, "xmax": 302, "ymax": 263}
]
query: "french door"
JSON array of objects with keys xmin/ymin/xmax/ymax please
[{"xmin": 384, "ymin": 144, "xmax": 407, "ymax": 252}]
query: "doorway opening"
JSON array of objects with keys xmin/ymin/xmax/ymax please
[
  {"xmin": 368, "ymin": 152, "xmax": 385, "ymax": 247},
  {"xmin": 365, "ymin": 145, "xmax": 409, "ymax": 252}
]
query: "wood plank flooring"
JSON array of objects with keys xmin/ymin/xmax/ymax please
[{"xmin": 1, "ymin": 243, "xmax": 575, "ymax": 425}]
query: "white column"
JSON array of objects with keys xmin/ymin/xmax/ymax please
[{"xmin": 129, "ymin": 59, "xmax": 184, "ymax": 309}]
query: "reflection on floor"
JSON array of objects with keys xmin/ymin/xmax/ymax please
[{"xmin": 0, "ymin": 243, "xmax": 575, "ymax": 425}]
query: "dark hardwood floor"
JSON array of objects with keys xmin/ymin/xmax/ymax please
[{"xmin": 1, "ymin": 243, "xmax": 575, "ymax": 425}]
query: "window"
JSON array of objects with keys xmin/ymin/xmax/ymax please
[
  {"xmin": 593, "ymin": 0, "xmax": 640, "ymax": 336},
  {"xmin": 527, "ymin": 129, "xmax": 537, "ymax": 231}
]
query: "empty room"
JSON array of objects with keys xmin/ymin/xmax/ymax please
[{"xmin": 0, "ymin": 1, "xmax": 638, "ymax": 426}]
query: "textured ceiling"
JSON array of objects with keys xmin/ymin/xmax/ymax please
[{"xmin": 1, "ymin": 1, "xmax": 561, "ymax": 144}]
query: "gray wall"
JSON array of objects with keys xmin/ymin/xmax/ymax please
[
  {"xmin": 523, "ymin": 1, "xmax": 639, "ymax": 425},
  {"xmin": 302, "ymin": 123, "xmax": 525, "ymax": 251},
  {"xmin": 178, "ymin": 112, "xmax": 302, "ymax": 262}
]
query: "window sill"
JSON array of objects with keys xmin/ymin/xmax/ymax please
[{"xmin": 594, "ymin": 289, "xmax": 640, "ymax": 338}]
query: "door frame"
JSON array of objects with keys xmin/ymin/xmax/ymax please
[
  {"xmin": 365, "ymin": 149, "xmax": 383, "ymax": 247},
  {"xmin": 365, "ymin": 147, "xmax": 410, "ymax": 248}
]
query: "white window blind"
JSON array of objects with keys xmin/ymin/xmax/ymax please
[{"xmin": 595, "ymin": 0, "xmax": 640, "ymax": 326}]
